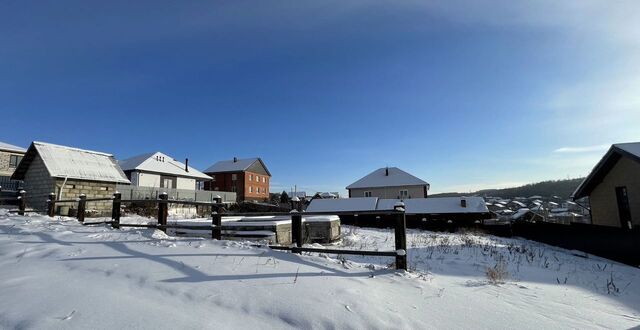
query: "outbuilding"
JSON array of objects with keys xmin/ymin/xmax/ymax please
[{"xmin": 11, "ymin": 141, "xmax": 130, "ymax": 213}]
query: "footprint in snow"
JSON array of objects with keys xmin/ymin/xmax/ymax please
[{"xmin": 58, "ymin": 310, "xmax": 76, "ymax": 321}]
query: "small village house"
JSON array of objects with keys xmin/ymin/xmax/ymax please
[
  {"xmin": 572, "ymin": 142, "xmax": 640, "ymax": 229},
  {"xmin": 0, "ymin": 141, "xmax": 27, "ymax": 189},
  {"xmin": 203, "ymin": 157, "xmax": 271, "ymax": 202},
  {"xmin": 346, "ymin": 167, "xmax": 429, "ymax": 199},
  {"xmin": 118, "ymin": 152, "xmax": 212, "ymax": 190},
  {"xmin": 11, "ymin": 141, "xmax": 130, "ymax": 213}
]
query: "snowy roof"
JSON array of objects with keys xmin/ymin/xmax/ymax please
[
  {"xmin": 306, "ymin": 197, "xmax": 489, "ymax": 215},
  {"xmin": 510, "ymin": 201, "xmax": 527, "ymax": 207},
  {"xmin": 119, "ymin": 152, "xmax": 212, "ymax": 180},
  {"xmin": 0, "ymin": 141, "xmax": 26, "ymax": 153},
  {"xmin": 203, "ymin": 157, "xmax": 271, "ymax": 176},
  {"xmin": 377, "ymin": 197, "xmax": 489, "ymax": 214},
  {"xmin": 573, "ymin": 142, "xmax": 640, "ymax": 198},
  {"xmin": 512, "ymin": 208, "xmax": 531, "ymax": 220},
  {"xmin": 12, "ymin": 141, "xmax": 130, "ymax": 184},
  {"xmin": 306, "ymin": 197, "xmax": 379, "ymax": 212},
  {"xmin": 346, "ymin": 167, "xmax": 428, "ymax": 189}
]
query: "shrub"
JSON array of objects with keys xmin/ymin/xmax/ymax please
[{"xmin": 486, "ymin": 261, "xmax": 508, "ymax": 284}]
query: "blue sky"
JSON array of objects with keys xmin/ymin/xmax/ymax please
[{"xmin": 2, "ymin": 1, "xmax": 639, "ymax": 194}]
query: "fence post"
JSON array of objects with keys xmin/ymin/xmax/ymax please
[
  {"xmin": 18, "ymin": 190, "xmax": 26, "ymax": 216},
  {"xmin": 112, "ymin": 192, "xmax": 121, "ymax": 229},
  {"xmin": 211, "ymin": 211, "xmax": 222, "ymax": 240},
  {"xmin": 47, "ymin": 192, "xmax": 56, "ymax": 217},
  {"xmin": 77, "ymin": 194, "xmax": 86, "ymax": 223},
  {"xmin": 394, "ymin": 202, "xmax": 408, "ymax": 271},
  {"xmin": 157, "ymin": 192, "xmax": 168, "ymax": 232},
  {"xmin": 291, "ymin": 210, "xmax": 303, "ymax": 252}
]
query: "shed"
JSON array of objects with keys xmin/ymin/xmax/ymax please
[{"xmin": 11, "ymin": 141, "xmax": 130, "ymax": 213}]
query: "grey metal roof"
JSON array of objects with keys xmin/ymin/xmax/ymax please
[
  {"xmin": 118, "ymin": 152, "xmax": 212, "ymax": 180},
  {"xmin": 346, "ymin": 167, "xmax": 428, "ymax": 189},
  {"xmin": 204, "ymin": 157, "xmax": 271, "ymax": 176},
  {"xmin": 0, "ymin": 141, "xmax": 26, "ymax": 153}
]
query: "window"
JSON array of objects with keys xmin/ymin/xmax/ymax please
[
  {"xmin": 255, "ymin": 175, "xmax": 259, "ymax": 182},
  {"xmin": 364, "ymin": 191, "xmax": 372, "ymax": 197},
  {"xmin": 399, "ymin": 190, "xmax": 409, "ymax": 198},
  {"xmin": 249, "ymin": 174, "xmax": 253, "ymax": 181},
  {"xmin": 262, "ymin": 177, "xmax": 266, "ymax": 183},
  {"xmin": 9, "ymin": 155, "xmax": 22, "ymax": 168},
  {"xmin": 232, "ymin": 174, "xmax": 237, "ymax": 181},
  {"xmin": 249, "ymin": 186, "xmax": 253, "ymax": 193}
]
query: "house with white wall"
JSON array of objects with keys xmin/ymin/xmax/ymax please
[
  {"xmin": 346, "ymin": 167, "xmax": 429, "ymax": 199},
  {"xmin": 118, "ymin": 152, "xmax": 212, "ymax": 190}
]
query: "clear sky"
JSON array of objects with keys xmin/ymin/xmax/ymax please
[{"xmin": 2, "ymin": 1, "xmax": 639, "ymax": 195}]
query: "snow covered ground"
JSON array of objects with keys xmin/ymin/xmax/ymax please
[{"xmin": 1, "ymin": 210, "xmax": 639, "ymax": 329}]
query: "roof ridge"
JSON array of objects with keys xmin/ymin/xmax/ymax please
[{"xmin": 33, "ymin": 141, "xmax": 114, "ymax": 157}]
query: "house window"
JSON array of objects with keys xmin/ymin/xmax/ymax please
[
  {"xmin": 399, "ymin": 190, "xmax": 409, "ymax": 198},
  {"xmin": 9, "ymin": 155, "xmax": 22, "ymax": 168},
  {"xmin": 255, "ymin": 175, "xmax": 259, "ymax": 182},
  {"xmin": 249, "ymin": 174, "xmax": 253, "ymax": 181},
  {"xmin": 249, "ymin": 186, "xmax": 253, "ymax": 193},
  {"xmin": 262, "ymin": 177, "xmax": 266, "ymax": 183},
  {"xmin": 232, "ymin": 174, "xmax": 237, "ymax": 181},
  {"xmin": 364, "ymin": 191, "xmax": 372, "ymax": 197}
]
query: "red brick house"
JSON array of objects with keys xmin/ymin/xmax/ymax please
[{"xmin": 203, "ymin": 157, "xmax": 271, "ymax": 202}]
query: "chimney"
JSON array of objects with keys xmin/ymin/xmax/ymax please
[
  {"xmin": 385, "ymin": 167, "xmax": 389, "ymax": 176},
  {"xmin": 185, "ymin": 158, "xmax": 189, "ymax": 172},
  {"xmin": 233, "ymin": 157, "xmax": 238, "ymax": 163},
  {"xmin": 461, "ymin": 198, "xmax": 467, "ymax": 208}
]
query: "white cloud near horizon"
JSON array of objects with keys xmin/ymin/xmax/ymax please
[{"xmin": 553, "ymin": 144, "xmax": 609, "ymax": 154}]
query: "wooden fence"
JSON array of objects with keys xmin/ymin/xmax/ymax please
[{"xmin": 6, "ymin": 190, "xmax": 409, "ymax": 270}]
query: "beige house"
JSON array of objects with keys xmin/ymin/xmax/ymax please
[
  {"xmin": 346, "ymin": 167, "xmax": 429, "ymax": 199},
  {"xmin": 0, "ymin": 141, "xmax": 27, "ymax": 182},
  {"xmin": 573, "ymin": 142, "xmax": 640, "ymax": 229},
  {"xmin": 11, "ymin": 141, "xmax": 130, "ymax": 213}
]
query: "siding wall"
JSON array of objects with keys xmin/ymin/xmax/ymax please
[
  {"xmin": 349, "ymin": 185, "xmax": 426, "ymax": 199},
  {"xmin": 176, "ymin": 177, "xmax": 196, "ymax": 190},
  {"xmin": 590, "ymin": 156, "xmax": 640, "ymax": 227}
]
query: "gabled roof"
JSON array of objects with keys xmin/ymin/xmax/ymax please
[
  {"xmin": 346, "ymin": 167, "xmax": 428, "ymax": 189},
  {"xmin": 204, "ymin": 157, "xmax": 271, "ymax": 176},
  {"xmin": 0, "ymin": 141, "xmax": 26, "ymax": 153},
  {"xmin": 573, "ymin": 142, "xmax": 640, "ymax": 199},
  {"xmin": 119, "ymin": 152, "xmax": 212, "ymax": 180},
  {"xmin": 12, "ymin": 141, "xmax": 130, "ymax": 184}
]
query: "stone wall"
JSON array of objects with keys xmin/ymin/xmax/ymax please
[
  {"xmin": 22, "ymin": 155, "xmax": 55, "ymax": 210},
  {"xmin": 0, "ymin": 150, "xmax": 24, "ymax": 177},
  {"xmin": 56, "ymin": 179, "xmax": 117, "ymax": 215}
]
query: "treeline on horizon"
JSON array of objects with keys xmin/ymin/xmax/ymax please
[{"xmin": 432, "ymin": 178, "xmax": 585, "ymax": 199}]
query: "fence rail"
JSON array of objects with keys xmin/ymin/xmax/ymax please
[{"xmin": 10, "ymin": 190, "xmax": 410, "ymax": 270}]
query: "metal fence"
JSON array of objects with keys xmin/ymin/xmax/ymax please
[
  {"xmin": 0, "ymin": 176, "xmax": 22, "ymax": 192},
  {"xmin": 115, "ymin": 185, "xmax": 236, "ymax": 203}
]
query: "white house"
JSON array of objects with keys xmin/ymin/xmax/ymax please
[
  {"xmin": 346, "ymin": 167, "xmax": 429, "ymax": 199},
  {"xmin": 118, "ymin": 152, "xmax": 212, "ymax": 190}
]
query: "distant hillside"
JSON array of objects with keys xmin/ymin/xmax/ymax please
[{"xmin": 431, "ymin": 178, "xmax": 585, "ymax": 199}]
